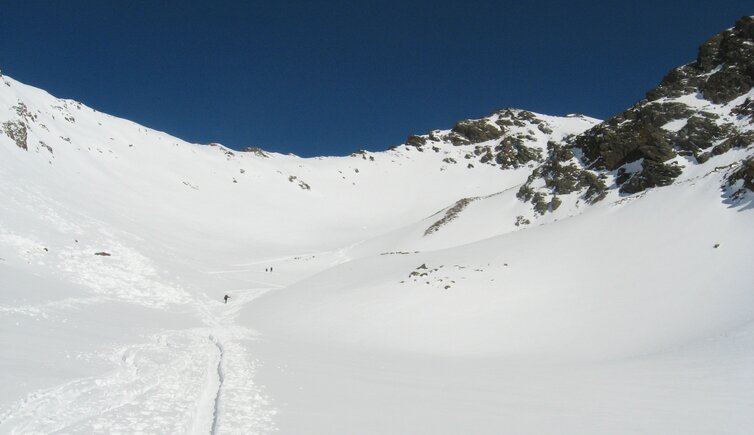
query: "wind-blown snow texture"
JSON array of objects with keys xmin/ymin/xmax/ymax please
[{"xmin": 2, "ymin": 17, "xmax": 754, "ymax": 435}]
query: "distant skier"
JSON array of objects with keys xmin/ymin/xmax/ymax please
[
  {"xmin": 224, "ymin": 294, "xmax": 230, "ymax": 304},
  {"xmin": 270, "ymin": 266, "xmax": 273, "ymax": 272}
]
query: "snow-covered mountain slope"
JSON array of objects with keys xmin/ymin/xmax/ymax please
[
  {"xmin": 1, "ymin": 16, "xmax": 754, "ymax": 435},
  {"xmin": 0, "ymin": 72, "xmax": 599, "ymax": 433},
  {"xmin": 0, "ymin": 73, "xmax": 598, "ymax": 252},
  {"xmin": 247, "ymin": 158, "xmax": 754, "ymax": 358}
]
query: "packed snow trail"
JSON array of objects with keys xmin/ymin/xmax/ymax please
[
  {"xmin": 0, "ymin": 287, "xmax": 278, "ymax": 434},
  {"xmin": 209, "ymin": 335, "xmax": 225, "ymax": 435}
]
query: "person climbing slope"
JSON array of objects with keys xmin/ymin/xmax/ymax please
[{"xmin": 224, "ymin": 294, "xmax": 230, "ymax": 304}]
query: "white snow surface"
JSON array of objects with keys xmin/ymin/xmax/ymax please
[{"xmin": 1, "ymin": 73, "xmax": 753, "ymax": 434}]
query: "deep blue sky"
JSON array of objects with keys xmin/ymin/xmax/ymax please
[{"xmin": 1, "ymin": 1, "xmax": 752, "ymax": 156}]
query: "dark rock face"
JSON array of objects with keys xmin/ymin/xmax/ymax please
[
  {"xmin": 741, "ymin": 158, "xmax": 754, "ymax": 191},
  {"xmin": 699, "ymin": 18, "xmax": 754, "ymax": 104},
  {"xmin": 733, "ymin": 157, "xmax": 754, "ymax": 189},
  {"xmin": 405, "ymin": 135, "xmax": 427, "ymax": 147},
  {"xmin": 566, "ymin": 16, "xmax": 754, "ymax": 195},
  {"xmin": 493, "ymin": 137, "xmax": 542, "ymax": 168},
  {"xmin": 711, "ymin": 131, "xmax": 754, "ymax": 156},
  {"xmin": 647, "ymin": 16, "xmax": 754, "ymax": 104},
  {"xmin": 450, "ymin": 119, "xmax": 504, "ymax": 144},
  {"xmin": 732, "ymin": 97, "xmax": 754, "ymax": 119},
  {"xmin": 620, "ymin": 160, "xmax": 683, "ymax": 194},
  {"xmin": 726, "ymin": 157, "xmax": 754, "ymax": 201},
  {"xmin": 516, "ymin": 142, "xmax": 608, "ymax": 209},
  {"xmin": 742, "ymin": 158, "xmax": 754, "ymax": 189},
  {"xmin": 676, "ymin": 114, "xmax": 731, "ymax": 156},
  {"xmin": 576, "ymin": 102, "xmax": 692, "ymax": 171}
]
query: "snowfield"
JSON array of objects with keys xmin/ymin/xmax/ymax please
[{"xmin": 1, "ymin": 71, "xmax": 753, "ymax": 435}]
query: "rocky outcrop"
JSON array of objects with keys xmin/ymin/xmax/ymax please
[
  {"xmin": 575, "ymin": 102, "xmax": 691, "ymax": 176},
  {"xmin": 516, "ymin": 142, "xmax": 608, "ymax": 212},
  {"xmin": 1, "ymin": 101, "xmax": 38, "ymax": 150},
  {"xmin": 449, "ymin": 119, "xmax": 504, "ymax": 145},
  {"xmin": 405, "ymin": 18, "xmax": 754, "ymax": 219},
  {"xmin": 402, "ymin": 108, "xmax": 566, "ymax": 170},
  {"xmin": 405, "ymin": 135, "xmax": 427, "ymax": 147},
  {"xmin": 675, "ymin": 114, "xmax": 732, "ymax": 157},
  {"xmin": 732, "ymin": 97, "xmax": 754, "ymax": 119},
  {"xmin": 726, "ymin": 157, "xmax": 754, "ymax": 201},
  {"xmin": 241, "ymin": 146, "xmax": 269, "ymax": 157},
  {"xmin": 619, "ymin": 160, "xmax": 683, "ymax": 194},
  {"xmin": 425, "ymin": 197, "xmax": 478, "ymax": 236},
  {"xmin": 2, "ymin": 120, "xmax": 28, "ymax": 150},
  {"xmin": 208, "ymin": 143, "xmax": 235, "ymax": 159},
  {"xmin": 566, "ymin": 16, "xmax": 754, "ymax": 195},
  {"xmin": 470, "ymin": 135, "xmax": 543, "ymax": 169},
  {"xmin": 413, "ymin": 16, "xmax": 753, "ymax": 218},
  {"xmin": 647, "ymin": 16, "xmax": 754, "ymax": 104}
]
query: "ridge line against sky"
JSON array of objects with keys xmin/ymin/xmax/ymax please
[{"xmin": 1, "ymin": 1, "xmax": 752, "ymax": 157}]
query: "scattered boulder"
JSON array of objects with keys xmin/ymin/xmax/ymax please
[
  {"xmin": 12, "ymin": 102, "xmax": 36, "ymax": 123},
  {"xmin": 514, "ymin": 216, "xmax": 530, "ymax": 227}
]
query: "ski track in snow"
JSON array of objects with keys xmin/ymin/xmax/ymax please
[
  {"xmin": 209, "ymin": 335, "xmax": 224, "ymax": 435},
  {"xmin": 0, "ymin": 288, "xmax": 278, "ymax": 434}
]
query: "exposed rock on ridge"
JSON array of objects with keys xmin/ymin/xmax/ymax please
[
  {"xmin": 577, "ymin": 16, "xmax": 754, "ymax": 192},
  {"xmin": 516, "ymin": 16, "xmax": 754, "ymax": 212},
  {"xmin": 401, "ymin": 108, "xmax": 595, "ymax": 171}
]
